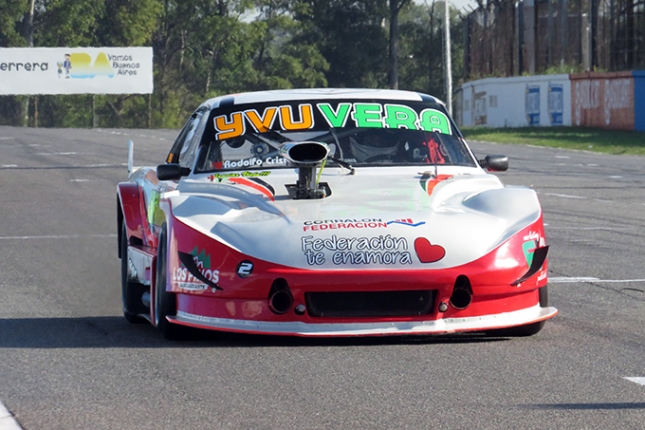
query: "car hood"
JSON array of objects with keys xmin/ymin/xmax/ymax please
[{"xmin": 166, "ymin": 166, "xmax": 542, "ymax": 269}]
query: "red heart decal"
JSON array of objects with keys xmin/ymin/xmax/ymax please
[{"xmin": 414, "ymin": 238, "xmax": 445, "ymax": 263}]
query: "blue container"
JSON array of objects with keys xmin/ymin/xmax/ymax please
[{"xmin": 634, "ymin": 71, "xmax": 645, "ymax": 132}]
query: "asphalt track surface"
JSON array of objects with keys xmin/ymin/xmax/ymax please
[{"xmin": 0, "ymin": 126, "xmax": 644, "ymax": 430}]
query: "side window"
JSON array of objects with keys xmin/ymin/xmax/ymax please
[
  {"xmin": 178, "ymin": 109, "xmax": 209, "ymax": 168},
  {"xmin": 166, "ymin": 107, "xmax": 208, "ymax": 166},
  {"xmin": 166, "ymin": 119, "xmax": 195, "ymax": 164}
]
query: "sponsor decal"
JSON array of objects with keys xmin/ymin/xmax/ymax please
[
  {"xmin": 414, "ymin": 238, "xmax": 446, "ymax": 263},
  {"xmin": 603, "ymin": 78, "xmax": 632, "ymax": 125},
  {"xmin": 301, "ymin": 234, "xmax": 414, "ymax": 266},
  {"xmin": 227, "ymin": 177, "xmax": 275, "ymax": 201},
  {"xmin": 208, "ymin": 171, "xmax": 270, "ymax": 181},
  {"xmin": 0, "ymin": 47, "xmax": 153, "ymax": 96},
  {"xmin": 303, "ymin": 218, "xmax": 386, "ymax": 232},
  {"xmin": 548, "ymin": 83, "xmax": 563, "ymax": 125},
  {"xmin": 173, "ymin": 247, "xmax": 220, "ymax": 292},
  {"xmin": 54, "ymin": 52, "xmax": 141, "ymax": 79},
  {"xmin": 209, "ymin": 173, "xmax": 275, "ymax": 201},
  {"xmin": 237, "ymin": 261, "xmax": 254, "ymax": 278},
  {"xmin": 301, "ymin": 234, "xmax": 445, "ymax": 266},
  {"xmin": 522, "ymin": 240, "xmax": 537, "ymax": 267},
  {"xmin": 419, "ymin": 173, "xmax": 453, "ymax": 195},
  {"xmin": 213, "ymin": 103, "xmax": 452, "ymax": 140},
  {"xmin": 302, "ymin": 218, "xmax": 425, "ymax": 232},
  {"xmin": 386, "ymin": 218, "xmax": 426, "ymax": 227},
  {"xmin": 525, "ymin": 84, "xmax": 540, "ymax": 125},
  {"xmin": 574, "ymin": 80, "xmax": 600, "ymax": 125},
  {"xmin": 0, "ymin": 61, "xmax": 47, "ymax": 72},
  {"xmin": 522, "ymin": 231, "xmax": 545, "ymax": 267},
  {"xmin": 220, "ymin": 157, "xmax": 286, "ymax": 169}
]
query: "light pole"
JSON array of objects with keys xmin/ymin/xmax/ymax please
[{"xmin": 444, "ymin": 0, "xmax": 453, "ymax": 115}]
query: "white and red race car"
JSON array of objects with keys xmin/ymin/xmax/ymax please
[{"xmin": 117, "ymin": 88, "xmax": 557, "ymax": 339}]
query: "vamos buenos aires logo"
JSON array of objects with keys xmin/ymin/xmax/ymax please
[{"xmin": 57, "ymin": 51, "xmax": 142, "ymax": 79}]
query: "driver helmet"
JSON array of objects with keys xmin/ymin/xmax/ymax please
[{"xmin": 349, "ymin": 129, "xmax": 399, "ymax": 162}]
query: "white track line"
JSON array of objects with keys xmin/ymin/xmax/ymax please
[
  {"xmin": 625, "ymin": 377, "xmax": 645, "ymax": 386},
  {"xmin": 541, "ymin": 193, "xmax": 587, "ymax": 199},
  {"xmin": 0, "ymin": 401, "xmax": 22, "ymax": 430},
  {"xmin": 0, "ymin": 234, "xmax": 116, "ymax": 240},
  {"xmin": 550, "ymin": 277, "xmax": 645, "ymax": 284}
]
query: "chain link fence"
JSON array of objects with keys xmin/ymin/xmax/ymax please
[{"xmin": 463, "ymin": 0, "xmax": 645, "ymax": 79}]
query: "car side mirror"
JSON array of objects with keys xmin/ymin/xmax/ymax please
[
  {"xmin": 157, "ymin": 163, "xmax": 191, "ymax": 180},
  {"xmin": 479, "ymin": 155, "xmax": 509, "ymax": 172}
]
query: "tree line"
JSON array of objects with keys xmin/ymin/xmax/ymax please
[{"xmin": 0, "ymin": 0, "xmax": 464, "ymax": 128}]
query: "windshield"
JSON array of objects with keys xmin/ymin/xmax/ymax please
[{"xmin": 195, "ymin": 99, "xmax": 477, "ymax": 173}]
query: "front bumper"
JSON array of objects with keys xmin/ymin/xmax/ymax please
[{"xmin": 169, "ymin": 304, "xmax": 557, "ymax": 337}]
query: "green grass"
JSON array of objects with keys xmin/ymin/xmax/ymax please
[{"xmin": 461, "ymin": 127, "xmax": 645, "ymax": 156}]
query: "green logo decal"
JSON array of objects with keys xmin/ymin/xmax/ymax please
[
  {"xmin": 351, "ymin": 103, "xmax": 384, "ymax": 128},
  {"xmin": 522, "ymin": 240, "xmax": 537, "ymax": 266},
  {"xmin": 384, "ymin": 104, "xmax": 418, "ymax": 129},
  {"xmin": 317, "ymin": 103, "xmax": 352, "ymax": 128},
  {"xmin": 418, "ymin": 108, "xmax": 451, "ymax": 135},
  {"xmin": 191, "ymin": 246, "xmax": 211, "ymax": 269}
]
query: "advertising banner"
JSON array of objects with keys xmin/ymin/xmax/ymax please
[
  {"xmin": 0, "ymin": 47, "xmax": 153, "ymax": 95},
  {"xmin": 569, "ymin": 72, "xmax": 634, "ymax": 130},
  {"xmin": 633, "ymin": 71, "xmax": 645, "ymax": 132},
  {"xmin": 456, "ymin": 75, "xmax": 571, "ymax": 128}
]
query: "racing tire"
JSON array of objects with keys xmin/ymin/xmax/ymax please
[
  {"xmin": 120, "ymin": 222, "xmax": 147, "ymax": 324},
  {"xmin": 486, "ymin": 286, "xmax": 549, "ymax": 337},
  {"xmin": 154, "ymin": 224, "xmax": 185, "ymax": 340},
  {"xmin": 489, "ymin": 320, "xmax": 545, "ymax": 337}
]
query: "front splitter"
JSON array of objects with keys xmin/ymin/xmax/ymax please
[{"xmin": 167, "ymin": 304, "xmax": 558, "ymax": 337}]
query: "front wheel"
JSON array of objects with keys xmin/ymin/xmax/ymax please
[
  {"xmin": 154, "ymin": 224, "xmax": 185, "ymax": 340},
  {"xmin": 120, "ymin": 222, "xmax": 147, "ymax": 324}
]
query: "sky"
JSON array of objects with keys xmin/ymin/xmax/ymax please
[
  {"xmin": 415, "ymin": 0, "xmax": 479, "ymax": 13},
  {"xmin": 449, "ymin": 0, "xmax": 478, "ymax": 12}
]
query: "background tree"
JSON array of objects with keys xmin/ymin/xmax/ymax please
[
  {"xmin": 388, "ymin": 0, "xmax": 412, "ymax": 89},
  {"xmin": 398, "ymin": 0, "xmax": 463, "ymax": 102},
  {"xmin": 292, "ymin": 0, "xmax": 389, "ymax": 88},
  {"xmin": 0, "ymin": 0, "xmax": 465, "ymax": 127},
  {"xmin": 0, "ymin": 0, "xmax": 29, "ymax": 124}
]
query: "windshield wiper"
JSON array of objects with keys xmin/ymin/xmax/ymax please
[
  {"xmin": 252, "ymin": 130, "xmax": 288, "ymax": 151},
  {"xmin": 328, "ymin": 156, "xmax": 355, "ymax": 175}
]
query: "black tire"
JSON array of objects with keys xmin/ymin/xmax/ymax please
[
  {"xmin": 488, "ymin": 320, "xmax": 545, "ymax": 337},
  {"xmin": 154, "ymin": 224, "xmax": 185, "ymax": 340},
  {"xmin": 538, "ymin": 284, "xmax": 548, "ymax": 307},
  {"xmin": 120, "ymin": 222, "xmax": 147, "ymax": 324},
  {"xmin": 486, "ymin": 286, "xmax": 549, "ymax": 337}
]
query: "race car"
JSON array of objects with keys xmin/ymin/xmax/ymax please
[{"xmin": 117, "ymin": 88, "xmax": 557, "ymax": 339}]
